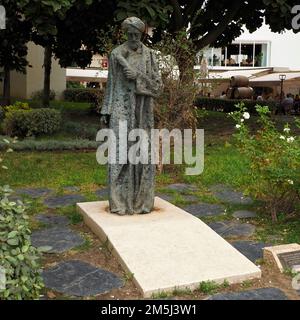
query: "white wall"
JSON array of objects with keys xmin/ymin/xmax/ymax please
[
  {"xmin": 1, "ymin": 42, "xmax": 66, "ymax": 100},
  {"xmin": 236, "ymin": 23, "xmax": 300, "ymax": 70},
  {"xmin": 25, "ymin": 42, "xmax": 66, "ymax": 100}
]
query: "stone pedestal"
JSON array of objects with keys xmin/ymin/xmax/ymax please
[
  {"xmin": 264, "ymin": 243, "xmax": 300, "ymax": 272},
  {"xmin": 77, "ymin": 197, "xmax": 261, "ymax": 298}
]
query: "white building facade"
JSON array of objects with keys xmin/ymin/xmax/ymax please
[{"xmin": 202, "ymin": 23, "xmax": 300, "ymax": 70}]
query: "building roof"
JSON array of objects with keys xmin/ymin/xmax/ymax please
[
  {"xmin": 205, "ymin": 68, "xmax": 271, "ymax": 80},
  {"xmin": 66, "ymin": 68, "xmax": 108, "ymax": 82},
  {"xmin": 249, "ymin": 72, "xmax": 300, "ymax": 83}
]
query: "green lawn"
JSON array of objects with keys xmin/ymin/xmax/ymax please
[{"xmin": 0, "ymin": 144, "xmax": 251, "ymax": 190}]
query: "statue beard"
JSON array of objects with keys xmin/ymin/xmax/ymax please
[{"xmin": 128, "ymin": 41, "xmax": 140, "ymax": 51}]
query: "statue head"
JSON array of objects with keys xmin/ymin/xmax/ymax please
[{"xmin": 122, "ymin": 17, "xmax": 145, "ymax": 50}]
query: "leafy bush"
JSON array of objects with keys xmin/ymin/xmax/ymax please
[
  {"xmin": 66, "ymin": 81, "xmax": 85, "ymax": 89},
  {"xmin": 31, "ymin": 90, "xmax": 56, "ymax": 101},
  {"xmin": 0, "ymin": 102, "xmax": 31, "ymax": 121},
  {"xmin": 2, "ymin": 109, "xmax": 61, "ymax": 137},
  {"xmin": 0, "ymin": 186, "xmax": 44, "ymax": 300},
  {"xmin": 194, "ymin": 97, "xmax": 276, "ymax": 114},
  {"xmin": 229, "ymin": 103, "xmax": 300, "ymax": 221}
]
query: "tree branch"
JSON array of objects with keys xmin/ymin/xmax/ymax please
[
  {"xmin": 185, "ymin": 0, "xmax": 205, "ymax": 20},
  {"xmin": 194, "ymin": 0, "xmax": 242, "ymax": 50},
  {"xmin": 169, "ymin": 0, "xmax": 184, "ymax": 30}
]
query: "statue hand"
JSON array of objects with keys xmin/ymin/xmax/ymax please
[
  {"xmin": 100, "ymin": 114, "xmax": 110, "ymax": 127},
  {"xmin": 124, "ymin": 67, "xmax": 137, "ymax": 80}
]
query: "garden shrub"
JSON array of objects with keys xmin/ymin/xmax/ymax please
[
  {"xmin": 0, "ymin": 140, "xmax": 43, "ymax": 300},
  {"xmin": 2, "ymin": 108, "xmax": 61, "ymax": 137},
  {"xmin": 0, "ymin": 185, "xmax": 44, "ymax": 300},
  {"xmin": 31, "ymin": 90, "xmax": 56, "ymax": 101},
  {"xmin": 0, "ymin": 102, "xmax": 31, "ymax": 121},
  {"xmin": 66, "ymin": 81, "xmax": 85, "ymax": 89},
  {"xmin": 229, "ymin": 103, "xmax": 300, "ymax": 221},
  {"xmin": 194, "ymin": 97, "xmax": 276, "ymax": 114}
]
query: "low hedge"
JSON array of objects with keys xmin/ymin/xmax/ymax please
[
  {"xmin": 31, "ymin": 90, "xmax": 56, "ymax": 101},
  {"xmin": 63, "ymin": 121, "xmax": 99, "ymax": 140},
  {"xmin": 63, "ymin": 88, "xmax": 104, "ymax": 103},
  {"xmin": 2, "ymin": 108, "xmax": 62, "ymax": 137},
  {"xmin": 194, "ymin": 97, "xmax": 277, "ymax": 114},
  {"xmin": 0, "ymin": 137, "xmax": 99, "ymax": 151}
]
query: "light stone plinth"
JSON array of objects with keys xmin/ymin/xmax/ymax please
[
  {"xmin": 77, "ymin": 197, "xmax": 261, "ymax": 298},
  {"xmin": 263, "ymin": 243, "xmax": 300, "ymax": 272}
]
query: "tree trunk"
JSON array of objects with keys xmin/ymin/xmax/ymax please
[
  {"xmin": 2, "ymin": 66, "xmax": 11, "ymax": 106},
  {"xmin": 176, "ymin": 45, "xmax": 196, "ymax": 85},
  {"xmin": 43, "ymin": 45, "xmax": 52, "ymax": 107}
]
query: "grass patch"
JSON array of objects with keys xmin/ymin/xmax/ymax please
[
  {"xmin": 151, "ymin": 291, "xmax": 173, "ymax": 299},
  {"xmin": 255, "ymin": 213, "xmax": 300, "ymax": 244},
  {"xmin": 73, "ymin": 235, "xmax": 93, "ymax": 252},
  {"xmin": 0, "ymin": 152, "xmax": 107, "ymax": 188},
  {"xmin": 58, "ymin": 206, "xmax": 83, "ymax": 224},
  {"xmin": 198, "ymin": 280, "xmax": 229, "ymax": 295}
]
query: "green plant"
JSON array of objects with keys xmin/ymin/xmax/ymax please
[
  {"xmin": 0, "ymin": 137, "xmax": 44, "ymax": 300},
  {"xmin": 198, "ymin": 280, "xmax": 220, "ymax": 294},
  {"xmin": 283, "ymin": 268, "xmax": 299, "ymax": 278},
  {"xmin": 31, "ymin": 90, "xmax": 56, "ymax": 101},
  {"xmin": 0, "ymin": 137, "xmax": 17, "ymax": 170},
  {"xmin": 0, "ymin": 186, "xmax": 44, "ymax": 300},
  {"xmin": 3, "ymin": 108, "xmax": 61, "ymax": 137},
  {"xmin": 122, "ymin": 272, "xmax": 134, "ymax": 284},
  {"xmin": 66, "ymin": 81, "xmax": 85, "ymax": 89},
  {"xmin": 241, "ymin": 280, "xmax": 253, "ymax": 288},
  {"xmin": 63, "ymin": 88, "xmax": 103, "ymax": 103},
  {"xmin": 0, "ymin": 101, "xmax": 31, "ymax": 121},
  {"xmin": 151, "ymin": 291, "xmax": 171, "ymax": 299},
  {"xmin": 229, "ymin": 103, "xmax": 300, "ymax": 221}
]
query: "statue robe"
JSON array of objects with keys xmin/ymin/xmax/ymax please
[{"xmin": 101, "ymin": 42, "xmax": 162, "ymax": 214}]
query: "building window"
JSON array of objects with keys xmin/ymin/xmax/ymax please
[{"xmin": 205, "ymin": 42, "xmax": 269, "ymax": 67}]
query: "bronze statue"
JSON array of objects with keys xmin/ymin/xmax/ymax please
[{"xmin": 100, "ymin": 17, "xmax": 162, "ymax": 215}]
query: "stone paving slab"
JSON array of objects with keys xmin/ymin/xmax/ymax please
[
  {"xmin": 182, "ymin": 203, "xmax": 225, "ymax": 217},
  {"xmin": 210, "ymin": 184, "xmax": 253, "ymax": 205},
  {"xmin": 35, "ymin": 213, "xmax": 70, "ymax": 227},
  {"xmin": 208, "ymin": 287, "xmax": 289, "ymax": 300},
  {"xmin": 44, "ymin": 194, "xmax": 86, "ymax": 208},
  {"xmin": 233, "ymin": 210, "xmax": 257, "ymax": 219},
  {"xmin": 15, "ymin": 187, "xmax": 53, "ymax": 198},
  {"xmin": 31, "ymin": 227, "xmax": 84, "ymax": 253},
  {"xmin": 42, "ymin": 260, "xmax": 123, "ymax": 297},
  {"xmin": 77, "ymin": 198, "xmax": 261, "ymax": 298},
  {"xmin": 231, "ymin": 241, "xmax": 268, "ymax": 263},
  {"xmin": 208, "ymin": 221, "xmax": 256, "ymax": 238}
]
